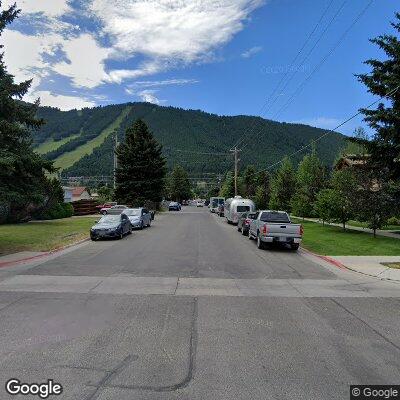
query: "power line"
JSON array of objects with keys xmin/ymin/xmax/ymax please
[
  {"xmin": 246, "ymin": 84, "xmax": 400, "ymax": 178},
  {"xmin": 169, "ymin": 148, "xmax": 230, "ymax": 156},
  {"xmin": 238, "ymin": 0, "xmax": 373, "ymax": 162},
  {"xmin": 271, "ymin": 0, "xmax": 374, "ymax": 121},
  {"xmin": 231, "ymin": 0, "xmax": 342, "ymax": 151}
]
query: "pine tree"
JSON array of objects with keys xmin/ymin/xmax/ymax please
[
  {"xmin": 242, "ymin": 165, "xmax": 257, "ymax": 198},
  {"xmin": 291, "ymin": 146, "xmax": 325, "ymax": 217},
  {"xmin": 220, "ymin": 171, "xmax": 235, "ymax": 198},
  {"xmin": 115, "ymin": 119, "xmax": 166, "ymax": 206},
  {"xmin": 0, "ymin": 4, "xmax": 55, "ymax": 223},
  {"xmin": 269, "ymin": 157, "xmax": 296, "ymax": 212},
  {"xmin": 167, "ymin": 165, "xmax": 192, "ymax": 202},
  {"xmin": 354, "ymin": 13, "xmax": 400, "ymax": 178}
]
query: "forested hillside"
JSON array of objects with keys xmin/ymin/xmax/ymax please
[{"xmin": 32, "ymin": 102, "xmax": 346, "ymax": 176}]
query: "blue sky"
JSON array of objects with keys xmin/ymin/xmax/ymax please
[{"xmin": 2, "ymin": 0, "xmax": 398, "ymax": 136}]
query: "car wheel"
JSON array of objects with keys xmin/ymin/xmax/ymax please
[
  {"xmin": 90, "ymin": 236, "xmax": 96, "ymax": 241},
  {"xmin": 128, "ymin": 226, "xmax": 132, "ymax": 235},
  {"xmin": 139, "ymin": 221, "xmax": 144, "ymax": 230},
  {"xmin": 242, "ymin": 228, "xmax": 247, "ymax": 236},
  {"xmin": 291, "ymin": 243, "xmax": 300, "ymax": 251},
  {"xmin": 257, "ymin": 234, "xmax": 266, "ymax": 250},
  {"xmin": 148, "ymin": 219, "xmax": 151, "ymax": 227}
]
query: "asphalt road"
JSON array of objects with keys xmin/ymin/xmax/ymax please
[{"xmin": 0, "ymin": 207, "xmax": 399, "ymax": 400}]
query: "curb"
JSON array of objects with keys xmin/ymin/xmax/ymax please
[
  {"xmin": 0, "ymin": 238, "xmax": 89, "ymax": 269},
  {"xmin": 301, "ymin": 248, "xmax": 347, "ymax": 270},
  {"xmin": 301, "ymin": 247, "xmax": 400, "ymax": 283}
]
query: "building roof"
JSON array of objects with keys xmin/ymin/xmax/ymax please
[{"xmin": 72, "ymin": 187, "xmax": 88, "ymax": 196}]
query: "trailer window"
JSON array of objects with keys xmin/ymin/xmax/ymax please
[{"xmin": 237, "ymin": 206, "xmax": 250, "ymax": 212}]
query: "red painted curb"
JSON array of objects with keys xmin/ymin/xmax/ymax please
[
  {"xmin": 0, "ymin": 238, "xmax": 89, "ymax": 269},
  {"xmin": 301, "ymin": 248, "xmax": 347, "ymax": 270}
]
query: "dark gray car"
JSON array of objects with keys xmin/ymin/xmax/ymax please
[
  {"xmin": 237, "ymin": 212, "xmax": 256, "ymax": 236},
  {"xmin": 123, "ymin": 208, "xmax": 152, "ymax": 230},
  {"xmin": 90, "ymin": 214, "xmax": 132, "ymax": 240}
]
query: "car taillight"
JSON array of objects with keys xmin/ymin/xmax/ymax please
[
  {"xmin": 245, "ymin": 219, "xmax": 250, "ymax": 225},
  {"xmin": 300, "ymin": 225, "xmax": 304, "ymax": 235},
  {"xmin": 262, "ymin": 224, "xmax": 268, "ymax": 235}
]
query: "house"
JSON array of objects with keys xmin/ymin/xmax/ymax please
[
  {"xmin": 63, "ymin": 187, "xmax": 73, "ymax": 203},
  {"xmin": 335, "ymin": 154, "xmax": 369, "ymax": 171},
  {"xmin": 71, "ymin": 187, "xmax": 91, "ymax": 201}
]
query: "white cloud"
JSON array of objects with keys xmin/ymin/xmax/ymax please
[
  {"xmin": 53, "ymin": 34, "xmax": 111, "ymax": 88},
  {"xmin": 137, "ymin": 89, "xmax": 164, "ymax": 105},
  {"xmin": 92, "ymin": 0, "xmax": 265, "ymax": 78},
  {"xmin": 241, "ymin": 45, "xmax": 262, "ymax": 58},
  {"xmin": 293, "ymin": 117, "xmax": 342, "ymax": 130},
  {"xmin": 3, "ymin": 0, "xmax": 72, "ymax": 17},
  {"xmin": 32, "ymin": 91, "xmax": 96, "ymax": 110},
  {"xmin": 130, "ymin": 79, "xmax": 199, "ymax": 88}
]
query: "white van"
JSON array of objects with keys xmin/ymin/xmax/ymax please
[
  {"xmin": 209, "ymin": 197, "xmax": 225, "ymax": 213},
  {"xmin": 224, "ymin": 196, "xmax": 256, "ymax": 224}
]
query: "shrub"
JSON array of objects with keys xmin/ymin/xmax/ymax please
[
  {"xmin": 36, "ymin": 202, "xmax": 74, "ymax": 220},
  {"xmin": 387, "ymin": 216, "xmax": 400, "ymax": 226}
]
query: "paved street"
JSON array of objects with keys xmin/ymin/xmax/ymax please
[{"xmin": 0, "ymin": 207, "xmax": 399, "ymax": 400}]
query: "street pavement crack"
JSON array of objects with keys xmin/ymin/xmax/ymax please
[{"xmin": 331, "ymin": 298, "xmax": 400, "ymax": 352}]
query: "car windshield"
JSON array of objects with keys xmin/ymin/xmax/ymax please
[
  {"xmin": 237, "ymin": 206, "xmax": 250, "ymax": 212},
  {"xmin": 124, "ymin": 209, "xmax": 140, "ymax": 216},
  {"xmin": 260, "ymin": 212, "xmax": 290, "ymax": 223},
  {"xmin": 99, "ymin": 215, "xmax": 121, "ymax": 223}
]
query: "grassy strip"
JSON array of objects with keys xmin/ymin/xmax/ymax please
[
  {"xmin": 347, "ymin": 220, "xmax": 400, "ymax": 231},
  {"xmin": 292, "ymin": 218, "xmax": 400, "ymax": 256},
  {"xmin": 34, "ymin": 135, "xmax": 79, "ymax": 155},
  {"xmin": 382, "ymin": 263, "xmax": 400, "ymax": 270},
  {"xmin": 0, "ymin": 217, "xmax": 97, "ymax": 256},
  {"xmin": 53, "ymin": 106, "xmax": 131, "ymax": 171}
]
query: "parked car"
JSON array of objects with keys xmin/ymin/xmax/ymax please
[
  {"xmin": 209, "ymin": 197, "xmax": 225, "ymax": 213},
  {"xmin": 196, "ymin": 200, "xmax": 204, "ymax": 207},
  {"xmin": 217, "ymin": 204, "xmax": 225, "ymax": 217},
  {"xmin": 224, "ymin": 196, "xmax": 256, "ymax": 224},
  {"xmin": 237, "ymin": 212, "xmax": 257, "ymax": 236},
  {"xmin": 204, "ymin": 200, "xmax": 210, "ymax": 206},
  {"xmin": 90, "ymin": 213, "xmax": 132, "ymax": 240},
  {"xmin": 96, "ymin": 202, "xmax": 117, "ymax": 214},
  {"xmin": 248, "ymin": 210, "xmax": 303, "ymax": 250},
  {"xmin": 123, "ymin": 208, "xmax": 152, "ymax": 229},
  {"xmin": 169, "ymin": 202, "xmax": 181, "ymax": 211},
  {"xmin": 101, "ymin": 204, "xmax": 127, "ymax": 215}
]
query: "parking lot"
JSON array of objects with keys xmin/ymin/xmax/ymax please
[{"xmin": 0, "ymin": 206, "xmax": 400, "ymax": 400}]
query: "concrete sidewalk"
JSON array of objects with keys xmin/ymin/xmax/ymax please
[
  {"xmin": 329, "ymin": 255, "xmax": 400, "ymax": 281},
  {"xmin": 295, "ymin": 217, "xmax": 400, "ymax": 239}
]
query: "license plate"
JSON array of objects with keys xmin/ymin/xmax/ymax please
[{"xmin": 278, "ymin": 237, "xmax": 287, "ymax": 242}]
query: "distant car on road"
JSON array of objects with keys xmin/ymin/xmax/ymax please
[
  {"xmin": 90, "ymin": 213, "xmax": 132, "ymax": 240},
  {"xmin": 217, "ymin": 204, "xmax": 224, "ymax": 217},
  {"xmin": 96, "ymin": 202, "xmax": 117, "ymax": 214},
  {"xmin": 248, "ymin": 210, "xmax": 303, "ymax": 250},
  {"xmin": 123, "ymin": 208, "xmax": 152, "ymax": 229},
  {"xmin": 209, "ymin": 197, "xmax": 224, "ymax": 213},
  {"xmin": 169, "ymin": 202, "xmax": 181, "ymax": 211},
  {"xmin": 101, "ymin": 204, "xmax": 127, "ymax": 215},
  {"xmin": 196, "ymin": 200, "xmax": 204, "ymax": 207},
  {"xmin": 237, "ymin": 212, "xmax": 257, "ymax": 236}
]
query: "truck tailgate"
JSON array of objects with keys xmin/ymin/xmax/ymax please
[{"xmin": 267, "ymin": 223, "xmax": 301, "ymax": 236}]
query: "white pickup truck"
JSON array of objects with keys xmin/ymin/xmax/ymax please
[{"xmin": 248, "ymin": 210, "xmax": 303, "ymax": 251}]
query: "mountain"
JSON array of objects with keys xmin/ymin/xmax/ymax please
[{"xmin": 33, "ymin": 102, "xmax": 346, "ymax": 177}]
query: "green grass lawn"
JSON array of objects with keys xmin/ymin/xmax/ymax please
[
  {"xmin": 0, "ymin": 217, "xmax": 97, "ymax": 256},
  {"xmin": 292, "ymin": 219, "xmax": 400, "ymax": 256},
  {"xmin": 53, "ymin": 106, "xmax": 131, "ymax": 171}
]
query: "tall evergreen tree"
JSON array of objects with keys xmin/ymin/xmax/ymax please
[
  {"xmin": 354, "ymin": 13, "xmax": 400, "ymax": 178},
  {"xmin": 291, "ymin": 146, "xmax": 325, "ymax": 217},
  {"xmin": 0, "ymin": 3, "xmax": 55, "ymax": 223},
  {"xmin": 115, "ymin": 119, "xmax": 166, "ymax": 206},
  {"xmin": 167, "ymin": 165, "xmax": 192, "ymax": 202},
  {"xmin": 220, "ymin": 171, "xmax": 235, "ymax": 198},
  {"xmin": 242, "ymin": 165, "xmax": 257, "ymax": 198},
  {"xmin": 269, "ymin": 157, "xmax": 296, "ymax": 212}
]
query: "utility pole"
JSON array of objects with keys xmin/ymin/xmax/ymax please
[
  {"xmin": 230, "ymin": 147, "xmax": 240, "ymax": 196},
  {"xmin": 113, "ymin": 131, "xmax": 118, "ymax": 190}
]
